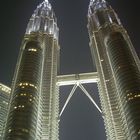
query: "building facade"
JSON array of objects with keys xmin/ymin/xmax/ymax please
[
  {"xmin": 0, "ymin": 84, "xmax": 10, "ymax": 139},
  {"xmin": 3, "ymin": 1, "xmax": 59, "ymax": 140},
  {"xmin": 2, "ymin": 0, "xmax": 140, "ymax": 140},
  {"xmin": 88, "ymin": 0, "xmax": 140, "ymax": 139}
]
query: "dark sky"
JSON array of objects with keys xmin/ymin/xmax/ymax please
[{"xmin": 0, "ymin": 0, "xmax": 139, "ymax": 140}]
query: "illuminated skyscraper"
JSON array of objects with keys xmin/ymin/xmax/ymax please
[
  {"xmin": 3, "ymin": 0, "xmax": 59, "ymax": 139},
  {"xmin": 88, "ymin": 0, "xmax": 140, "ymax": 139},
  {"xmin": 2, "ymin": 0, "xmax": 140, "ymax": 140},
  {"xmin": 0, "ymin": 84, "xmax": 10, "ymax": 139}
]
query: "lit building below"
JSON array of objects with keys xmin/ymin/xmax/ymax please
[{"xmin": 0, "ymin": 83, "xmax": 10, "ymax": 139}]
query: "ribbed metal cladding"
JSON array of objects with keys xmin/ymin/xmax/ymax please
[
  {"xmin": 88, "ymin": 6, "xmax": 127, "ymax": 140},
  {"xmin": 40, "ymin": 35, "xmax": 59, "ymax": 140},
  {"xmin": 89, "ymin": 31, "xmax": 126, "ymax": 139},
  {"xmin": 106, "ymin": 32, "xmax": 140, "ymax": 139},
  {"xmin": 3, "ymin": 1, "xmax": 59, "ymax": 139},
  {"xmin": 4, "ymin": 39, "xmax": 43, "ymax": 140},
  {"xmin": 88, "ymin": 0, "xmax": 140, "ymax": 139}
]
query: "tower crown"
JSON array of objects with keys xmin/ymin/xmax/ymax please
[
  {"xmin": 90, "ymin": 0, "xmax": 106, "ymax": 3},
  {"xmin": 89, "ymin": 0, "xmax": 109, "ymax": 15},
  {"xmin": 34, "ymin": 0, "xmax": 52, "ymax": 17},
  {"xmin": 26, "ymin": 0, "xmax": 59, "ymax": 39},
  {"xmin": 88, "ymin": 0, "xmax": 121, "ymax": 29}
]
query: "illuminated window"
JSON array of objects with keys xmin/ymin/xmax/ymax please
[
  {"xmin": 20, "ymin": 93, "xmax": 27, "ymax": 96},
  {"xmin": 19, "ymin": 83, "xmax": 22, "ymax": 86},
  {"xmin": 128, "ymin": 97, "xmax": 134, "ymax": 101},
  {"xmin": 18, "ymin": 82, "xmax": 37, "ymax": 89},
  {"xmin": 14, "ymin": 106, "xmax": 17, "ymax": 109},
  {"xmin": 28, "ymin": 48, "xmax": 37, "ymax": 52},
  {"xmin": 14, "ymin": 105, "xmax": 25, "ymax": 109},
  {"xmin": 0, "ymin": 85, "xmax": 11, "ymax": 93},
  {"xmin": 127, "ymin": 93, "xmax": 133, "ymax": 97},
  {"xmin": 22, "ymin": 105, "xmax": 25, "ymax": 108},
  {"xmin": 29, "ymin": 99, "xmax": 32, "ymax": 102},
  {"xmin": 134, "ymin": 94, "xmax": 140, "ymax": 98},
  {"xmin": 126, "ymin": 93, "xmax": 140, "ymax": 101},
  {"xmin": 8, "ymin": 129, "xmax": 12, "ymax": 133},
  {"xmin": 18, "ymin": 105, "xmax": 25, "ymax": 108},
  {"xmin": 22, "ymin": 128, "xmax": 29, "ymax": 133},
  {"xmin": 105, "ymin": 79, "xmax": 110, "ymax": 82}
]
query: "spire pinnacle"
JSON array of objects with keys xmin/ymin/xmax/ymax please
[
  {"xmin": 88, "ymin": 0, "xmax": 108, "ymax": 15},
  {"xmin": 26, "ymin": 0, "xmax": 59, "ymax": 39},
  {"xmin": 90, "ymin": 0, "xmax": 105, "ymax": 2},
  {"xmin": 44, "ymin": 0, "xmax": 49, "ymax": 4},
  {"xmin": 90, "ymin": 0, "xmax": 106, "ymax": 4}
]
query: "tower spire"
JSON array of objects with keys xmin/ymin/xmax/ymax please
[
  {"xmin": 44, "ymin": 0, "xmax": 49, "ymax": 3},
  {"xmin": 44, "ymin": 0, "xmax": 50, "ymax": 6},
  {"xmin": 88, "ymin": 0, "xmax": 110, "ymax": 16},
  {"xmin": 25, "ymin": 0, "xmax": 59, "ymax": 39},
  {"xmin": 90, "ymin": 0, "xmax": 106, "ymax": 4}
]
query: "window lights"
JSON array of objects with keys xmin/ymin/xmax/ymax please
[
  {"xmin": 8, "ymin": 129, "xmax": 12, "ymax": 133},
  {"xmin": 22, "ymin": 128, "xmax": 29, "ymax": 133},
  {"xmin": 0, "ymin": 84, "xmax": 11, "ymax": 93},
  {"xmin": 14, "ymin": 105, "xmax": 25, "ymax": 109},
  {"xmin": 14, "ymin": 106, "xmax": 17, "ymax": 109},
  {"xmin": 20, "ymin": 93, "xmax": 27, "ymax": 96},
  {"xmin": 18, "ymin": 82, "xmax": 37, "ymax": 89},
  {"xmin": 29, "ymin": 99, "xmax": 32, "ymax": 102},
  {"xmin": 105, "ymin": 79, "xmax": 110, "ymax": 82},
  {"xmin": 126, "ymin": 93, "xmax": 140, "ymax": 101},
  {"xmin": 28, "ymin": 48, "xmax": 37, "ymax": 52},
  {"xmin": 22, "ymin": 105, "xmax": 25, "ymax": 108},
  {"xmin": 134, "ymin": 94, "xmax": 140, "ymax": 98}
]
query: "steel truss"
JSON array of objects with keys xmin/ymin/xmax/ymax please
[{"xmin": 57, "ymin": 72, "xmax": 102, "ymax": 118}]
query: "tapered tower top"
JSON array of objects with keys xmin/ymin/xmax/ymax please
[
  {"xmin": 44, "ymin": 0, "xmax": 49, "ymax": 3},
  {"xmin": 89, "ymin": 0, "xmax": 109, "ymax": 15},
  {"xmin": 26, "ymin": 0, "xmax": 59, "ymax": 39},
  {"xmin": 34, "ymin": 0, "xmax": 52, "ymax": 16},
  {"xmin": 88, "ymin": 0, "xmax": 121, "ymax": 30},
  {"xmin": 90, "ymin": 0, "xmax": 106, "ymax": 4},
  {"xmin": 89, "ymin": 0, "xmax": 106, "ymax": 6}
]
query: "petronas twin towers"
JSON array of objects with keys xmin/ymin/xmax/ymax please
[{"xmin": 2, "ymin": 0, "xmax": 140, "ymax": 140}]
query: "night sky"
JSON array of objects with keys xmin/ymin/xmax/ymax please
[{"xmin": 0, "ymin": 0, "xmax": 139, "ymax": 140}]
